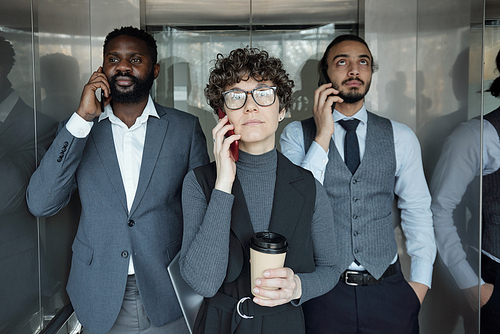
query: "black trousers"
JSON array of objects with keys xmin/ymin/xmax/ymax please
[
  {"xmin": 481, "ymin": 257, "xmax": 500, "ymax": 334},
  {"xmin": 303, "ymin": 270, "xmax": 420, "ymax": 334}
]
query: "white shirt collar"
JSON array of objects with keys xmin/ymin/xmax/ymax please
[
  {"xmin": 333, "ymin": 103, "xmax": 367, "ymax": 125},
  {"xmin": 98, "ymin": 95, "xmax": 159, "ymax": 127}
]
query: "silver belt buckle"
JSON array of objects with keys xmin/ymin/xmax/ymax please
[
  {"xmin": 344, "ymin": 271, "xmax": 359, "ymax": 286},
  {"xmin": 236, "ymin": 297, "xmax": 254, "ymax": 319}
]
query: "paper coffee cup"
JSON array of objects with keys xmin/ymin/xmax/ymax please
[{"xmin": 249, "ymin": 232, "xmax": 289, "ymax": 297}]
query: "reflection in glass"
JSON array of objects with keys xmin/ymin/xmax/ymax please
[
  {"xmin": 0, "ymin": 34, "xmax": 57, "ymax": 334},
  {"xmin": 478, "ymin": 46, "xmax": 500, "ymax": 333},
  {"xmin": 37, "ymin": 49, "xmax": 84, "ymax": 326},
  {"xmin": 431, "ymin": 47, "xmax": 500, "ymax": 334},
  {"xmin": 40, "ymin": 53, "xmax": 81, "ymax": 122}
]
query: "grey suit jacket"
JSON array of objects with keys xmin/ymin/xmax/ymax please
[{"xmin": 26, "ymin": 103, "xmax": 209, "ymax": 334}]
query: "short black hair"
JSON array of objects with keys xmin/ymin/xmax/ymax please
[
  {"xmin": 0, "ymin": 36, "xmax": 15, "ymax": 75},
  {"xmin": 487, "ymin": 48, "xmax": 500, "ymax": 98},
  {"xmin": 318, "ymin": 34, "xmax": 378, "ymax": 75},
  {"xmin": 103, "ymin": 26, "xmax": 157, "ymax": 65}
]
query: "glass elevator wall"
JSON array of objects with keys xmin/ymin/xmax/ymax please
[
  {"xmin": 0, "ymin": 1, "xmax": 140, "ymax": 332},
  {"xmin": 0, "ymin": 0, "xmax": 496, "ymax": 332}
]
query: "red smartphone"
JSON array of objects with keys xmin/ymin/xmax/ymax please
[{"xmin": 218, "ymin": 107, "xmax": 239, "ymax": 161}]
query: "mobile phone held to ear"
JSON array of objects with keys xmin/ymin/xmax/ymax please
[
  {"xmin": 318, "ymin": 68, "xmax": 336, "ymax": 113},
  {"xmin": 100, "ymin": 89, "xmax": 105, "ymax": 114},
  {"xmin": 218, "ymin": 107, "xmax": 239, "ymax": 162}
]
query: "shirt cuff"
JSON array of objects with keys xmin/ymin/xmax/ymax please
[
  {"xmin": 66, "ymin": 112, "xmax": 93, "ymax": 138},
  {"xmin": 307, "ymin": 141, "xmax": 329, "ymax": 168},
  {"xmin": 303, "ymin": 141, "xmax": 329, "ymax": 183},
  {"xmin": 209, "ymin": 189, "xmax": 235, "ymax": 213},
  {"xmin": 409, "ymin": 260, "xmax": 434, "ymax": 288},
  {"xmin": 448, "ymin": 261, "xmax": 484, "ymax": 289}
]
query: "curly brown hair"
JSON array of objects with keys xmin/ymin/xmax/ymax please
[{"xmin": 205, "ymin": 47, "xmax": 294, "ymax": 114}]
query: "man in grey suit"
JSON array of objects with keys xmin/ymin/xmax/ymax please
[{"xmin": 26, "ymin": 26, "xmax": 209, "ymax": 334}]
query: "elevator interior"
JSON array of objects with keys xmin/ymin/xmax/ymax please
[{"xmin": 0, "ymin": 0, "xmax": 498, "ymax": 333}]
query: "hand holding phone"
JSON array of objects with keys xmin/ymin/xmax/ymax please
[
  {"xmin": 313, "ymin": 69, "xmax": 341, "ymax": 152},
  {"xmin": 217, "ymin": 107, "xmax": 239, "ymax": 162},
  {"xmin": 318, "ymin": 68, "xmax": 337, "ymax": 113},
  {"xmin": 76, "ymin": 67, "xmax": 110, "ymax": 121},
  {"xmin": 213, "ymin": 108, "xmax": 240, "ymax": 194}
]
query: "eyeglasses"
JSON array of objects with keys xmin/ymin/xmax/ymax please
[{"xmin": 222, "ymin": 86, "xmax": 277, "ymax": 110}]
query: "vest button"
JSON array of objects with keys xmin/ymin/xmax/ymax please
[
  {"xmin": 354, "ymin": 249, "xmax": 359, "ymax": 254},
  {"xmin": 353, "ymin": 214, "xmax": 358, "ymax": 219},
  {"xmin": 353, "ymin": 231, "xmax": 359, "ymax": 236},
  {"xmin": 352, "ymin": 179, "xmax": 358, "ymax": 184},
  {"xmin": 121, "ymin": 251, "xmax": 129, "ymax": 258},
  {"xmin": 352, "ymin": 197, "xmax": 359, "ymax": 202},
  {"xmin": 128, "ymin": 220, "xmax": 135, "ymax": 227}
]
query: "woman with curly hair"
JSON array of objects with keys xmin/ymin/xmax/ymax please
[{"xmin": 179, "ymin": 47, "xmax": 340, "ymax": 334}]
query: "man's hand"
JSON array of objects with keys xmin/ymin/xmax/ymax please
[
  {"xmin": 312, "ymin": 83, "xmax": 343, "ymax": 152},
  {"xmin": 252, "ymin": 267, "xmax": 301, "ymax": 307},
  {"xmin": 76, "ymin": 67, "xmax": 110, "ymax": 122},
  {"xmin": 408, "ymin": 281, "xmax": 428, "ymax": 304},
  {"xmin": 465, "ymin": 283, "xmax": 494, "ymax": 311}
]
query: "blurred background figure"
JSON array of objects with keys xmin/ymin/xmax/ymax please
[
  {"xmin": 40, "ymin": 52, "xmax": 81, "ymax": 122},
  {"xmin": 431, "ymin": 48, "xmax": 500, "ymax": 334},
  {"xmin": 0, "ymin": 35, "xmax": 57, "ymax": 333}
]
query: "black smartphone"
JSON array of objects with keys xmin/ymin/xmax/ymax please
[
  {"xmin": 318, "ymin": 68, "xmax": 336, "ymax": 113},
  {"xmin": 101, "ymin": 89, "xmax": 106, "ymax": 114},
  {"xmin": 217, "ymin": 107, "xmax": 239, "ymax": 162}
]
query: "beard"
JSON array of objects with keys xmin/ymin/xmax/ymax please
[
  {"xmin": 333, "ymin": 78, "xmax": 371, "ymax": 104},
  {"xmin": 109, "ymin": 68, "xmax": 155, "ymax": 104}
]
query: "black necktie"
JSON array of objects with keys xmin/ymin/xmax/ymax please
[{"xmin": 338, "ymin": 119, "xmax": 361, "ymax": 174}]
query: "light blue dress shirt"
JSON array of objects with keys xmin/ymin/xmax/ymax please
[{"xmin": 431, "ymin": 117, "xmax": 500, "ymax": 289}]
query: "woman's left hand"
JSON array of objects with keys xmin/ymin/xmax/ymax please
[{"xmin": 252, "ymin": 267, "xmax": 302, "ymax": 307}]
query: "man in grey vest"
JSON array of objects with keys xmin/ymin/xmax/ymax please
[{"xmin": 280, "ymin": 35, "xmax": 436, "ymax": 333}]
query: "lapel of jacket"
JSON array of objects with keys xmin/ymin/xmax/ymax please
[
  {"xmin": 230, "ymin": 151, "xmax": 306, "ymax": 256},
  {"xmin": 91, "ymin": 118, "xmax": 128, "ymax": 212},
  {"xmin": 230, "ymin": 176, "xmax": 255, "ymax": 258},
  {"xmin": 268, "ymin": 152, "xmax": 305, "ymax": 243},
  {"xmin": 129, "ymin": 105, "xmax": 169, "ymax": 216}
]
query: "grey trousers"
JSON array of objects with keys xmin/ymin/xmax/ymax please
[{"xmin": 82, "ymin": 275, "xmax": 189, "ymax": 334}]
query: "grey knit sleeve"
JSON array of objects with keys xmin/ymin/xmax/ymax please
[
  {"xmin": 179, "ymin": 170, "xmax": 235, "ymax": 297},
  {"xmin": 294, "ymin": 179, "xmax": 342, "ymax": 305}
]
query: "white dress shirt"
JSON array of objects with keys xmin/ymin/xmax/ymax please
[
  {"xmin": 65, "ymin": 95, "xmax": 159, "ymax": 275},
  {"xmin": 430, "ymin": 116, "xmax": 500, "ymax": 289},
  {"xmin": 280, "ymin": 104, "xmax": 436, "ymax": 288}
]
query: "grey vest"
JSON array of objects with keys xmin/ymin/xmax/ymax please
[
  {"xmin": 482, "ymin": 107, "xmax": 500, "ymax": 258},
  {"xmin": 302, "ymin": 111, "xmax": 397, "ymax": 279}
]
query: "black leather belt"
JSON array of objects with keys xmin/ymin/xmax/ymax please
[
  {"xmin": 340, "ymin": 260, "xmax": 400, "ymax": 286},
  {"xmin": 482, "ymin": 253, "xmax": 500, "ymax": 274}
]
